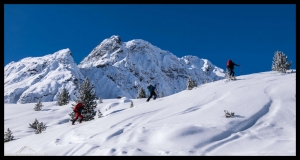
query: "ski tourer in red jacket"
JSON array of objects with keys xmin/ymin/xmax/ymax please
[
  {"xmin": 72, "ymin": 102, "xmax": 85, "ymax": 125},
  {"xmin": 226, "ymin": 59, "xmax": 240, "ymax": 78}
]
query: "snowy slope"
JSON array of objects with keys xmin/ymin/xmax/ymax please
[{"xmin": 4, "ymin": 71, "xmax": 296, "ymax": 155}]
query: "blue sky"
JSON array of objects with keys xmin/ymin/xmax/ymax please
[{"xmin": 4, "ymin": 4, "xmax": 296, "ymax": 75}]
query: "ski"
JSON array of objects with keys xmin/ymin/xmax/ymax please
[
  {"xmin": 224, "ymin": 76, "xmax": 236, "ymax": 82},
  {"xmin": 71, "ymin": 123, "xmax": 82, "ymax": 125}
]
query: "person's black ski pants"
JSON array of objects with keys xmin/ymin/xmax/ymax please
[
  {"xmin": 147, "ymin": 91, "xmax": 157, "ymax": 101},
  {"xmin": 227, "ymin": 67, "xmax": 235, "ymax": 77}
]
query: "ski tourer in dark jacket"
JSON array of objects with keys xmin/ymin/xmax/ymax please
[{"xmin": 147, "ymin": 85, "xmax": 157, "ymax": 102}]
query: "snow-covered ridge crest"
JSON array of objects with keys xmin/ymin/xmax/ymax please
[{"xmin": 79, "ymin": 35, "xmax": 123, "ymax": 68}]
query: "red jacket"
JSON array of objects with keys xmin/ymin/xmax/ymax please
[{"xmin": 74, "ymin": 102, "xmax": 84, "ymax": 113}]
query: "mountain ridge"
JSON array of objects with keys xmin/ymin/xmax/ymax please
[{"xmin": 4, "ymin": 35, "xmax": 225, "ymax": 104}]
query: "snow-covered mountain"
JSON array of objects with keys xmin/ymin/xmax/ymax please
[
  {"xmin": 78, "ymin": 35, "xmax": 225, "ymax": 99},
  {"xmin": 4, "ymin": 35, "xmax": 226, "ymax": 104},
  {"xmin": 4, "ymin": 49, "xmax": 85, "ymax": 104}
]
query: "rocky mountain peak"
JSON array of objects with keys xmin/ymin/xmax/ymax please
[{"xmin": 4, "ymin": 35, "xmax": 226, "ymax": 104}]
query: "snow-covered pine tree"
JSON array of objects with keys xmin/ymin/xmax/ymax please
[
  {"xmin": 35, "ymin": 122, "xmax": 47, "ymax": 134},
  {"xmin": 29, "ymin": 118, "xmax": 39, "ymax": 129},
  {"xmin": 4, "ymin": 128, "xmax": 14, "ymax": 143},
  {"xmin": 187, "ymin": 77, "xmax": 197, "ymax": 90},
  {"xmin": 160, "ymin": 91, "xmax": 164, "ymax": 98},
  {"xmin": 29, "ymin": 119, "xmax": 47, "ymax": 134},
  {"xmin": 130, "ymin": 101, "xmax": 134, "ymax": 108},
  {"xmin": 137, "ymin": 87, "xmax": 146, "ymax": 99},
  {"xmin": 34, "ymin": 100, "xmax": 43, "ymax": 111},
  {"xmin": 70, "ymin": 77, "xmax": 97, "ymax": 122},
  {"xmin": 187, "ymin": 78, "xmax": 192, "ymax": 90},
  {"xmin": 272, "ymin": 50, "xmax": 292, "ymax": 73},
  {"xmin": 57, "ymin": 87, "xmax": 70, "ymax": 106},
  {"xmin": 56, "ymin": 92, "xmax": 62, "ymax": 105},
  {"xmin": 193, "ymin": 79, "xmax": 197, "ymax": 87},
  {"xmin": 98, "ymin": 110, "xmax": 103, "ymax": 118},
  {"xmin": 98, "ymin": 97, "xmax": 103, "ymax": 103}
]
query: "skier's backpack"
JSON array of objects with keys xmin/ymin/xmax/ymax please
[
  {"xmin": 147, "ymin": 85, "xmax": 152, "ymax": 92},
  {"xmin": 74, "ymin": 102, "xmax": 83, "ymax": 112},
  {"xmin": 227, "ymin": 60, "xmax": 232, "ymax": 67}
]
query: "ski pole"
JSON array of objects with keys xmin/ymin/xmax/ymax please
[{"xmin": 240, "ymin": 66, "xmax": 242, "ymax": 75}]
